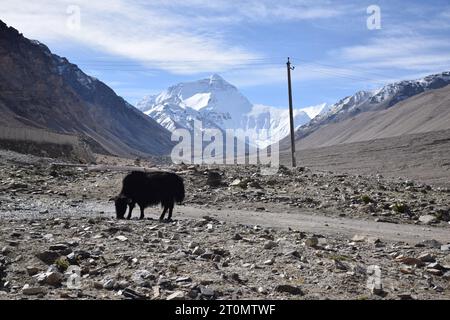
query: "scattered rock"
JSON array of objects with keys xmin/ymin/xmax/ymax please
[
  {"xmin": 26, "ymin": 266, "xmax": 40, "ymax": 276},
  {"xmin": 115, "ymin": 235, "xmax": 128, "ymax": 242},
  {"xmin": 167, "ymin": 291, "xmax": 185, "ymax": 300},
  {"xmin": 188, "ymin": 242, "xmax": 198, "ymax": 249},
  {"xmin": 122, "ymin": 288, "xmax": 146, "ymax": 300},
  {"xmin": 263, "ymin": 259, "xmax": 274, "ymax": 265},
  {"xmin": 418, "ymin": 253, "xmax": 435, "ymax": 263},
  {"xmin": 192, "ymin": 247, "xmax": 205, "ymax": 255},
  {"xmin": 395, "ymin": 256, "xmax": 425, "ymax": 267},
  {"xmin": 103, "ymin": 279, "xmax": 116, "ymax": 290},
  {"xmin": 2, "ymin": 160, "xmax": 450, "ymax": 300},
  {"xmin": 199, "ymin": 252, "xmax": 214, "ymax": 260},
  {"xmin": 442, "ymin": 255, "xmax": 450, "ymax": 269},
  {"xmin": 206, "ymin": 171, "xmax": 222, "ymax": 187},
  {"xmin": 230, "ymin": 179, "xmax": 248, "ymax": 189},
  {"xmin": 36, "ymin": 268, "xmax": 63, "ymax": 286},
  {"xmin": 199, "ymin": 286, "xmax": 216, "ymax": 298},
  {"xmin": 419, "ymin": 215, "xmax": 437, "ymax": 224},
  {"xmin": 426, "ymin": 268, "xmax": 443, "ymax": 276},
  {"xmin": 176, "ymin": 276, "xmax": 192, "ymax": 283},
  {"xmin": 231, "ymin": 234, "xmax": 242, "ymax": 240},
  {"xmin": 333, "ymin": 259, "xmax": 348, "ymax": 271},
  {"xmin": 49, "ymin": 244, "xmax": 69, "ymax": 251},
  {"xmin": 36, "ymin": 251, "xmax": 60, "ymax": 265},
  {"xmin": 263, "ymin": 240, "xmax": 277, "ymax": 250},
  {"xmin": 274, "ymin": 284, "xmax": 304, "ymax": 295},
  {"xmin": 420, "ymin": 239, "xmax": 442, "ymax": 249},
  {"xmin": 258, "ymin": 287, "xmax": 267, "ymax": 294},
  {"xmin": 397, "ymin": 293, "xmax": 414, "ymax": 300},
  {"xmin": 1, "ymin": 246, "xmax": 12, "ymax": 255},
  {"xmin": 132, "ymin": 270, "xmax": 153, "ymax": 287},
  {"xmin": 352, "ymin": 234, "xmax": 366, "ymax": 242},
  {"xmin": 22, "ymin": 284, "xmax": 47, "ymax": 296},
  {"xmin": 305, "ymin": 237, "xmax": 319, "ymax": 248}
]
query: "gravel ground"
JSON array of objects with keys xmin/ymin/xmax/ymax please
[{"xmin": 0, "ymin": 150, "xmax": 449, "ymax": 300}]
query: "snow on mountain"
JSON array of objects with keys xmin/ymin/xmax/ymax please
[
  {"xmin": 139, "ymin": 74, "xmax": 253, "ymax": 130},
  {"xmin": 286, "ymin": 71, "xmax": 450, "ymax": 145},
  {"xmin": 242, "ymin": 104, "xmax": 311, "ymax": 147},
  {"xmin": 137, "ymin": 74, "xmax": 325, "ymax": 147},
  {"xmin": 300, "ymin": 103, "xmax": 328, "ymax": 119},
  {"xmin": 369, "ymin": 71, "xmax": 450, "ymax": 107},
  {"xmin": 312, "ymin": 71, "xmax": 450, "ymax": 126},
  {"xmin": 312, "ymin": 90, "xmax": 374, "ymax": 124}
]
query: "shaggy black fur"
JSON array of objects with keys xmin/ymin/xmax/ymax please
[{"xmin": 114, "ymin": 171, "xmax": 185, "ymax": 220}]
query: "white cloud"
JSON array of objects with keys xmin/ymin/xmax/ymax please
[
  {"xmin": 336, "ymin": 36, "xmax": 450, "ymax": 62},
  {"xmin": 328, "ymin": 33, "xmax": 450, "ymax": 85},
  {"xmin": 2, "ymin": 0, "xmax": 448, "ymax": 91},
  {"xmin": 0, "ymin": 0, "xmax": 257, "ymax": 73},
  {"xmin": 0, "ymin": 0, "xmax": 347, "ymax": 75}
]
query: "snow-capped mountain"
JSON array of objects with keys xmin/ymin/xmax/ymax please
[
  {"xmin": 242, "ymin": 104, "xmax": 312, "ymax": 146},
  {"xmin": 138, "ymin": 74, "xmax": 324, "ymax": 147},
  {"xmin": 286, "ymin": 71, "xmax": 450, "ymax": 144},
  {"xmin": 138, "ymin": 74, "xmax": 252, "ymax": 132}
]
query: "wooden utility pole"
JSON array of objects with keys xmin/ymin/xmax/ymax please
[{"xmin": 286, "ymin": 57, "xmax": 296, "ymax": 167}]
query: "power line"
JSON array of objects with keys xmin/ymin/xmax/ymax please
[
  {"xmin": 71, "ymin": 56, "xmax": 395, "ymax": 84},
  {"xmin": 289, "ymin": 57, "xmax": 394, "ymax": 82}
]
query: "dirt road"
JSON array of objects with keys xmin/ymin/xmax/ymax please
[
  {"xmin": 2, "ymin": 194, "xmax": 448, "ymax": 245},
  {"xmin": 12, "ymin": 199, "xmax": 444, "ymax": 245},
  {"xmin": 177, "ymin": 206, "xmax": 450, "ymax": 245}
]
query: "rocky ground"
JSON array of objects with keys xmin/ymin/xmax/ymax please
[
  {"xmin": 281, "ymin": 129, "xmax": 450, "ymax": 187},
  {"xmin": 0, "ymin": 149, "xmax": 449, "ymax": 300}
]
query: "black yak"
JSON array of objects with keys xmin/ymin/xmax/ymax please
[{"xmin": 114, "ymin": 171, "xmax": 185, "ymax": 220}]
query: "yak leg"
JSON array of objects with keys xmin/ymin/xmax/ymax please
[
  {"xmin": 167, "ymin": 204, "xmax": 174, "ymax": 221},
  {"xmin": 159, "ymin": 206, "xmax": 168, "ymax": 221},
  {"xmin": 126, "ymin": 202, "xmax": 135, "ymax": 220},
  {"xmin": 139, "ymin": 205, "xmax": 145, "ymax": 220}
]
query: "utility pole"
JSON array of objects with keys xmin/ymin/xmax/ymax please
[{"xmin": 286, "ymin": 57, "xmax": 297, "ymax": 167}]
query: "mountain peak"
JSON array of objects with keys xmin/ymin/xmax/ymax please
[
  {"xmin": 209, "ymin": 73, "xmax": 225, "ymax": 82},
  {"xmin": 138, "ymin": 75, "xmax": 313, "ymax": 147}
]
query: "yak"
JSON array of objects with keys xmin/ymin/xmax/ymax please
[{"xmin": 113, "ymin": 171, "xmax": 185, "ymax": 221}]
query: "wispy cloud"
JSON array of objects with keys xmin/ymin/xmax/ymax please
[
  {"xmin": 2, "ymin": 0, "xmax": 449, "ymax": 102},
  {"xmin": 0, "ymin": 0, "xmax": 347, "ymax": 75},
  {"xmin": 333, "ymin": 34, "xmax": 450, "ymax": 73}
]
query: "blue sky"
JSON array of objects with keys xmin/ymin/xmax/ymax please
[{"xmin": 1, "ymin": 0, "xmax": 450, "ymax": 108}]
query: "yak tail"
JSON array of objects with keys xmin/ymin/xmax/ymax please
[{"xmin": 174, "ymin": 179, "xmax": 185, "ymax": 204}]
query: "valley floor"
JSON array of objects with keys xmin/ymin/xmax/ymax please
[
  {"xmin": 0, "ymin": 149, "xmax": 449, "ymax": 300},
  {"xmin": 282, "ymin": 129, "xmax": 450, "ymax": 187}
]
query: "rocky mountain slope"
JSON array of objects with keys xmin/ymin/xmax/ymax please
[
  {"xmin": 280, "ymin": 72, "xmax": 450, "ymax": 150},
  {"xmin": 291, "ymin": 84, "xmax": 450, "ymax": 150},
  {"xmin": 0, "ymin": 20, "xmax": 173, "ymax": 157},
  {"xmin": 138, "ymin": 75, "xmax": 316, "ymax": 148}
]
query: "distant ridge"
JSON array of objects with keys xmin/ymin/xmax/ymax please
[
  {"xmin": 280, "ymin": 71, "xmax": 450, "ymax": 150},
  {"xmin": 138, "ymin": 74, "xmax": 318, "ymax": 148}
]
